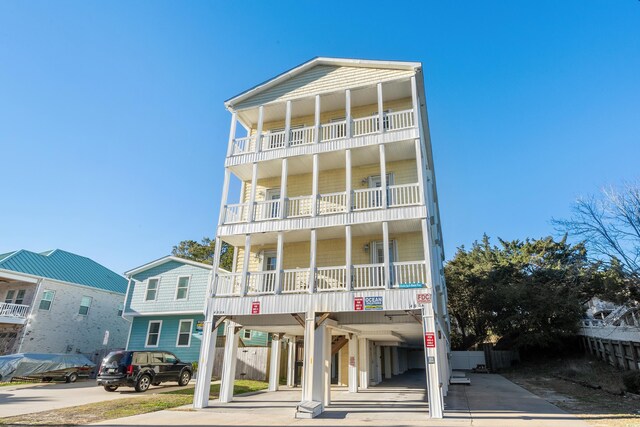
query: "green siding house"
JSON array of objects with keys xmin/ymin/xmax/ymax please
[{"xmin": 123, "ymin": 256, "xmax": 268, "ymax": 362}]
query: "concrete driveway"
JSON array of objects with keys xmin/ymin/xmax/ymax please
[{"xmin": 0, "ymin": 379, "xmax": 194, "ymax": 418}]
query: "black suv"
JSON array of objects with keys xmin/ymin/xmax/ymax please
[{"xmin": 97, "ymin": 350, "xmax": 192, "ymax": 392}]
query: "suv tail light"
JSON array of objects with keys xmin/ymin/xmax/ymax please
[{"xmin": 126, "ymin": 365, "xmax": 134, "ymax": 375}]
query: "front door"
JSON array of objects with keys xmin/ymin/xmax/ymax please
[
  {"xmin": 261, "ymin": 251, "xmax": 278, "ymax": 292},
  {"xmin": 368, "ymin": 174, "xmax": 394, "ymax": 207},
  {"xmin": 371, "ymin": 240, "xmax": 396, "ymax": 287}
]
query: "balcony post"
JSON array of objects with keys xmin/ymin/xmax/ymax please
[
  {"xmin": 421, "ymin": 218, "xmax": 435, "ymax": 291},
  {"xmin": 275, "ymin": 231, "xmax": 284, "ymax": 294},
  {"xmin": 241, "ymin": 234, "xmax": 251, "ymax": 295},
  {"xmin": 314, "ymin": 94, "xmax": 321, "ymax": 144},
  {"xmin": 255, "ymin": 106, "xmax": 264, "ymax": 153},
  {"xmin": 382, "ymin": 221, "xmax": 391, "ymax": 288},
  {"xmin": 345, "ymin": 89, "xmax": 352, "ymax": 138},
  {"xmin": 248, "ymin": 162, "xmax": 258, "ymax": 222},
  {"xmin": 345, "ymin": 225, "xmax": 352, "ymax": 290},
  {"xmin": 226, "ymin": 112, "xmax": 237, "ymax": 157},
  {"xmin": 312, "ymin": 154, "xmax": 319, "ymax": 217},
  {"xmin": 218, "ymin": 168, "xmax": 231, "ymax": 225},
  {"xmin": 377, "ymin": 82, "xmax": 384, "ymax": 133},
  {"xmin": 280, "ymin": 158, "xmax": 288, "ymax": 219},
  {"xmin": 414, "ymin": 139, "xmax": 426, "ymax": 205},
  {"xmin": 379, "ymin": 144, "xmax": 387, "ymax": 208},
  {"xmin": 232, "ymin": 244, "xmax": 238, "ymax": 273},
  {"xmin": 345, "ymin": 149, "xmax": 352, "ymax": 213},
  {"xmin": 309, "ymin": 229, "xmax": 317, "ymax": 293},
  {"xmin": 284, "ymin": 100, "xmax": 292, "ymax": 147},
  {"xmin": 410, "ymin": 75, "xmax": 420, "ymax": 131}
]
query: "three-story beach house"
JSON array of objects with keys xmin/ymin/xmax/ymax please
[{"xmin": 194, "ymin": 57, "xmax": 450, "ymax": 419}]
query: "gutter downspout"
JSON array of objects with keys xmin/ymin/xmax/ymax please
[{"xmin": 16, "ymin": 277, "xmax": 43, "ymax": 353}]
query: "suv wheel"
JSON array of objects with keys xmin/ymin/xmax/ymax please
[
  {"xmin": 135, "ymin": 374, "xmax": 151, "ymax": 392},
  {"xmin": 178, "ymin": 370, "xmax": 191, "ymax": 386},
  {"xmin": 66, "ymin": 372, "xmax": 78, "ymax": 383},
  {"xmin": 104, "ymin": 385, "xmax": 118, "ymax": 392}
]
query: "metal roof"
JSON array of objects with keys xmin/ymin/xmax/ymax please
[{"xmin": 0, "ymin": 249, "xmax": 127, "ymax": 294}]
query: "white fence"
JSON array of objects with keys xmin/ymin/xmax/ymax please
[{"xmin": 450, "ymin": 351, "xmax": 486, "ymax": 370}]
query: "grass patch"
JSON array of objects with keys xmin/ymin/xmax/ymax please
[
  {"xmin": 0, "ymin": 381, "xmax": 36, "ymax": 387},
  {"xmin": 0, "ymin": 379, "xmax": 268, "ymax": 425}
]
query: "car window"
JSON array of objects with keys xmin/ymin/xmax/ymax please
[
  {"xmin": 164, "ymin": 353, "xmax": 177, "ymax": 363},
  {"xmin": 151, "ymin": 352, "xmax": 164, "ymax": 364},
  {"xmin": 133, "ymin": 352, "xmax": 148, "ymax": 364},
  {"xmin": 103, "ymin": 351, "xmax": 129, "ymax": 367}
]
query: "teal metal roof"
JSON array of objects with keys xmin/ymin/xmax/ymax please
[{"xmin": 0, "ymin": 249, "xmax": 127, "ymax": 294}]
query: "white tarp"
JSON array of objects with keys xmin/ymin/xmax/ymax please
[{"xmin": 0, "ymin": 353, "xmax": 95, "ymax": 382}]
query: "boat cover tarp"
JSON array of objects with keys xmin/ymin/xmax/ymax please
[{"xmin": 0, "ymin": 353, "xmax": 95, "ymax": 382}]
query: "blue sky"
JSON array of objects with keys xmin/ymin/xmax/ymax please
[{"xmin": 1, "ymin": 1, "xmax": 638, "ymax": 274}]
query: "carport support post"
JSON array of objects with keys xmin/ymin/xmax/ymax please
[
  {"xmin": 348, "ymin": 334, "xmax": 359, "ymax": 393},
  {"xmin": 219, "ymin": 320, "xmax": 240, "ymax": 403},
  {"xmin": 391, "ymin": 347, "xmax": 400, "ymax": 375},
  {"xmin": 384, "ymin": 346, "xmax": 392, "ymax": 379},
  {"xmin": 193, "ymin": 312, "xmax": 218, "ymax": 409},
  {"xmin": 287, "ymin": 337, "xmax": 296, "ymax": 387},
  {"xmin": 323, "ymin": 325, "xmax": 331, "ymax": 407},
  {"xmin": 422, "ymin": 305, "xmax": 444, "ymax": 419},
  {"xmin": 300, "ymin": 311, "xmax": 326, "ymax": 409},
  {"xmin": 358, "ymin": 337, "xmax": 369, "ymax": 390},
  {"xmin": 269, "ymin": 333, "xmax": 283, "ymax": 391}
]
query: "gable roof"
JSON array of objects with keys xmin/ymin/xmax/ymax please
[
  {"xmin": 226, "ymin": 57, "xmax": 421, "ymax": 111},
  {"xmin": 124, "ymin": 255, "xmax": 214, "ymax": 278},
  {"xmin": 0, "ymin": 249, "xmax": 127, "ymax": 293}
]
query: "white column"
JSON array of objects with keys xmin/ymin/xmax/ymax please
[
  {"xmin": 379, "ymin": 144, "xmax": 387, "ymax": 208},
  {"xmin": 415, "ymin": 139, "xmax": 426, "ymax": 205},
  {"xmin": 348, "ymin": 334, "xmax": 359, "ymax": 393},
  {"xmin": 422, "ymin": 304, "xmax": 444, "ymax": 418},
  {"xmin": 345, "ymin": 89, "xmax": 352, "ymax": 137},
  {"xmin": 219, "ymin": 320, "xmax": 240, "ymax": 403},
  {"xmin": 248, "ymin": 162, "xmax": 259, "ymax": 222},
  {"xmin": 210, "ymin": 238, "xmax": 223, "ymax": 296},
  {"xmin": 358, "ymin": 338, "xmax": 369, "ymax": 390},
  {"xmin": 232, "ymin": 245, "xmax": 238, "ymax": 273},
  {"xmin": 241, "ymin": 234, "xmax": 251, "ymax": 295},
  {"xmin": 300, "ymin": 312, "xmax": 326, "ymax": 408},
  {"xmin": 382, "ymin": 221, "xmax": 391, "ymax": 289},
  {"xmin": 384, "ymin": 347, "xmax": 392, "ymax": 379},
  {"xmin": 275, "ymin": 232, "xmax": 284, "ymax": 294},
  {"xmin": 377, "ymin": 82, "xmax": 384, "ymax": 132},
  {"xmin": 193, "ymin": 314, "xmax": 218, "ymax": 408},
  {"xmin": 226, "ymin": 112, "xmax": 237, "ymax": 157},
  {"xmin": 309, "ymin": 229, "xmax": 317, "ymax": 293},
  {"xmin": 255, "ymin": 105, "xmax": 264, "ymax": 153},
  {"xmin": 218, "ymin": 169, "xmax": 231, "ymax": 225},
  {"xmin": 323, "ymin": 325, "xmax": 331, "ymax": 407},
  {"xmin": 391, "ymin": 347, "xmax": 400, "ymax": 376},
  {"xmin": 410, "ymin": 75, "xmax": 420, "ymax": 131},
  {"xmin": 375, "ymin": 345, "xmax": 382, "ymax": 384},
  {"xmin": 284, "ymin": 100, "xmax": 292, "ymax": 147},
  {"xmin": 280, "ymin": 158, "xmax": 288, "ymax": 219},
  {"xmin": 314, "ymin": 95, "xmax": 321, "ymax": 144},
  {"xmin": 345, "ymin": 225, "xmax": 352, "ymax": 290},
  {"xmin": 269, "ymin": 334, "xmax": 283, "ymax": 391},
  {"xmin": 287, "ymin": 337, "xmax": 297, "ymax": 387},
  {"xmin": 345, "ymin": 149, "xmax": 352, "ymax": 213},
  {"xmin": 311, "ymin": 154, "xmax": 319, "ymax": 217}
]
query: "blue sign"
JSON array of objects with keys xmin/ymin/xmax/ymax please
[
  {"xmin": 398, "ymin": 282, "xmax": 424, "ymax": 289},
  {"xmin": 364, "ymin": 296, "xmax": 383, "ymax": 310}
]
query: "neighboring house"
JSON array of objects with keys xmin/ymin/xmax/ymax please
[
  {"xmin": 0, "ymin": 249, "xmax": 128, "ymax": 356},
  {"xmin": 123, "ymin": 256, "xmax": 269, "ymax": 363},
  {"xmin": 194, "ymin": 57, "xmax": 451, "ymax": 418}
]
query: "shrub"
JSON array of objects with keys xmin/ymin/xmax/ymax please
[{"xmin": 622, "ymin": 371, "xmax": 640, "ymax": 394}]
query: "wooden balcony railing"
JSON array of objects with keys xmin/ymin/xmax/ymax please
[{"xmin": 0, "ymin": 302, "xmax": 30, "ymax": 319}]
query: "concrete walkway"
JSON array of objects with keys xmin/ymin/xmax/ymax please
[{"xmin": 93, "ymin": 372, "xmax": 589, "ymax": 426}]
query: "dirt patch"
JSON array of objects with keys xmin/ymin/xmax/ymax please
[{"xmin": 502, "ymin": 357, "xmax": 640, "ymax": 427}]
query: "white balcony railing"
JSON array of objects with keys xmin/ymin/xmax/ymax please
[
  {"xmin": 353, "ymin": 114, "xmax": 379, "ymax": 136},
  {"xmin": 321, "ymin": 120, "xmax": 347, "ymax": 142},
  {"xmin": 290, "ymin": 126, "xmax": 315, "ymax": 147},
  {"xmin": 353, "ymin": 187, "xmax": 383, "ymax": 211},
  {"xmin": 247, "ymin": 271, "xmax": 278, "ymax": 295},
  {"xmin": 317, "ymin": 192, "xmax": 347, "ymax": 215},
  {"xmin": 263, "ymin": 130, "xmax": 287, "ymax": 151},
  {"xmin": 388, "ymin": 183, "xmax": 421, "ymax": 207},
  {"xmin": 253, "ymin": 200, "xmax": 281, "ymax": 221},
  {"xmin": 282, "ymin": 268, "xmax": 310, "ymax": 293},
  {"xmin": 353, "ymin": 263, "xmax": 385, "ymax": 289},
  {"xmin": 392, "ymin": 261, "xmax": 427, "ymax": 288},
  {"xmin": 224, "ymin": 203, "xmax": 249, "ymax": 224},
  {"xmin": 0, "ymin": 302, "xmax": 29, "ymax": 319},
  {"xmin": 316, "ymin": 266, "xmax": 347, "ymax": 291},
  {"xmin": 287, "ymin": 196, "xmax": 313, "ymax": 217},
  {"xmin": 386, "ymin": 109, "xmax": 414, "ymax": 131},
  {"xmin": 231, "ymin": 135, "xmax": 255, "ymax": 156},
  {"xmin": 216, "ymin": 272, "xmax": 243, "ymax": 296}
]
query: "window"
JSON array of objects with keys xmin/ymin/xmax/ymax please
[
  {"xmin": 5, "ymin": 290, "xmax": 15, "ymax": 303},
  {"xmin": 38, "ymin": 290, "xmax": 55, "ymax": 310},
  {"xmin": 175, "ymin": 276, "xmax": 190, "ymax": 300},
  {"xmin": 133, "ymin": 352, "xmax": 148, "ymax": 364},
  {"xmin": 145, "ymin": 321, "xmax": 162, "ymax": 347},
  {"xmin": 145, "ymin": 278, "xmax": 159, "ymax": 301},
  {"xmin": 243, "ymin": 329, "xmax": 252, "ymax": 340},
  {"xmin": 15, "ymin": 290, "xmax": 25, "ymax": 305},
  {"xmin": 117, "ymin": 303, "xmax": 124, "ymax": 317},
  {"xmin": 164, "ymin": 353, "xmax": 177, "ymax": 363},
  {"xmin": 176, "ymin": 320, "xmax": 193, "ymax": 347},
  {"xmin": 79, "ymin": 296, "xmax": 92, "ymax": 315},
  {"xmin": 151, "ymin": 352, "xmax": 164, "ymax": 363}
]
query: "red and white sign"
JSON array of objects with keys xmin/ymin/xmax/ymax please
[
  {"xmin": 424, "ymin": 332, "xmax": 436, "ymax": 348},
  {"xmin": 354, "ymin": 297, "xmax": 364, "ymax": 311},
  {"xmin": 417, "ymin": 293, "xmax": 432, "ymax": 304},
  {"xmin": 251, "ymin": 301, "xmax": 260, "ymax": 315}
]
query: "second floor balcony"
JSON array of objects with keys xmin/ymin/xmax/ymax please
[{"xmin": 0, "ymin": 302, "xmax": 29, "ymax": 324}]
